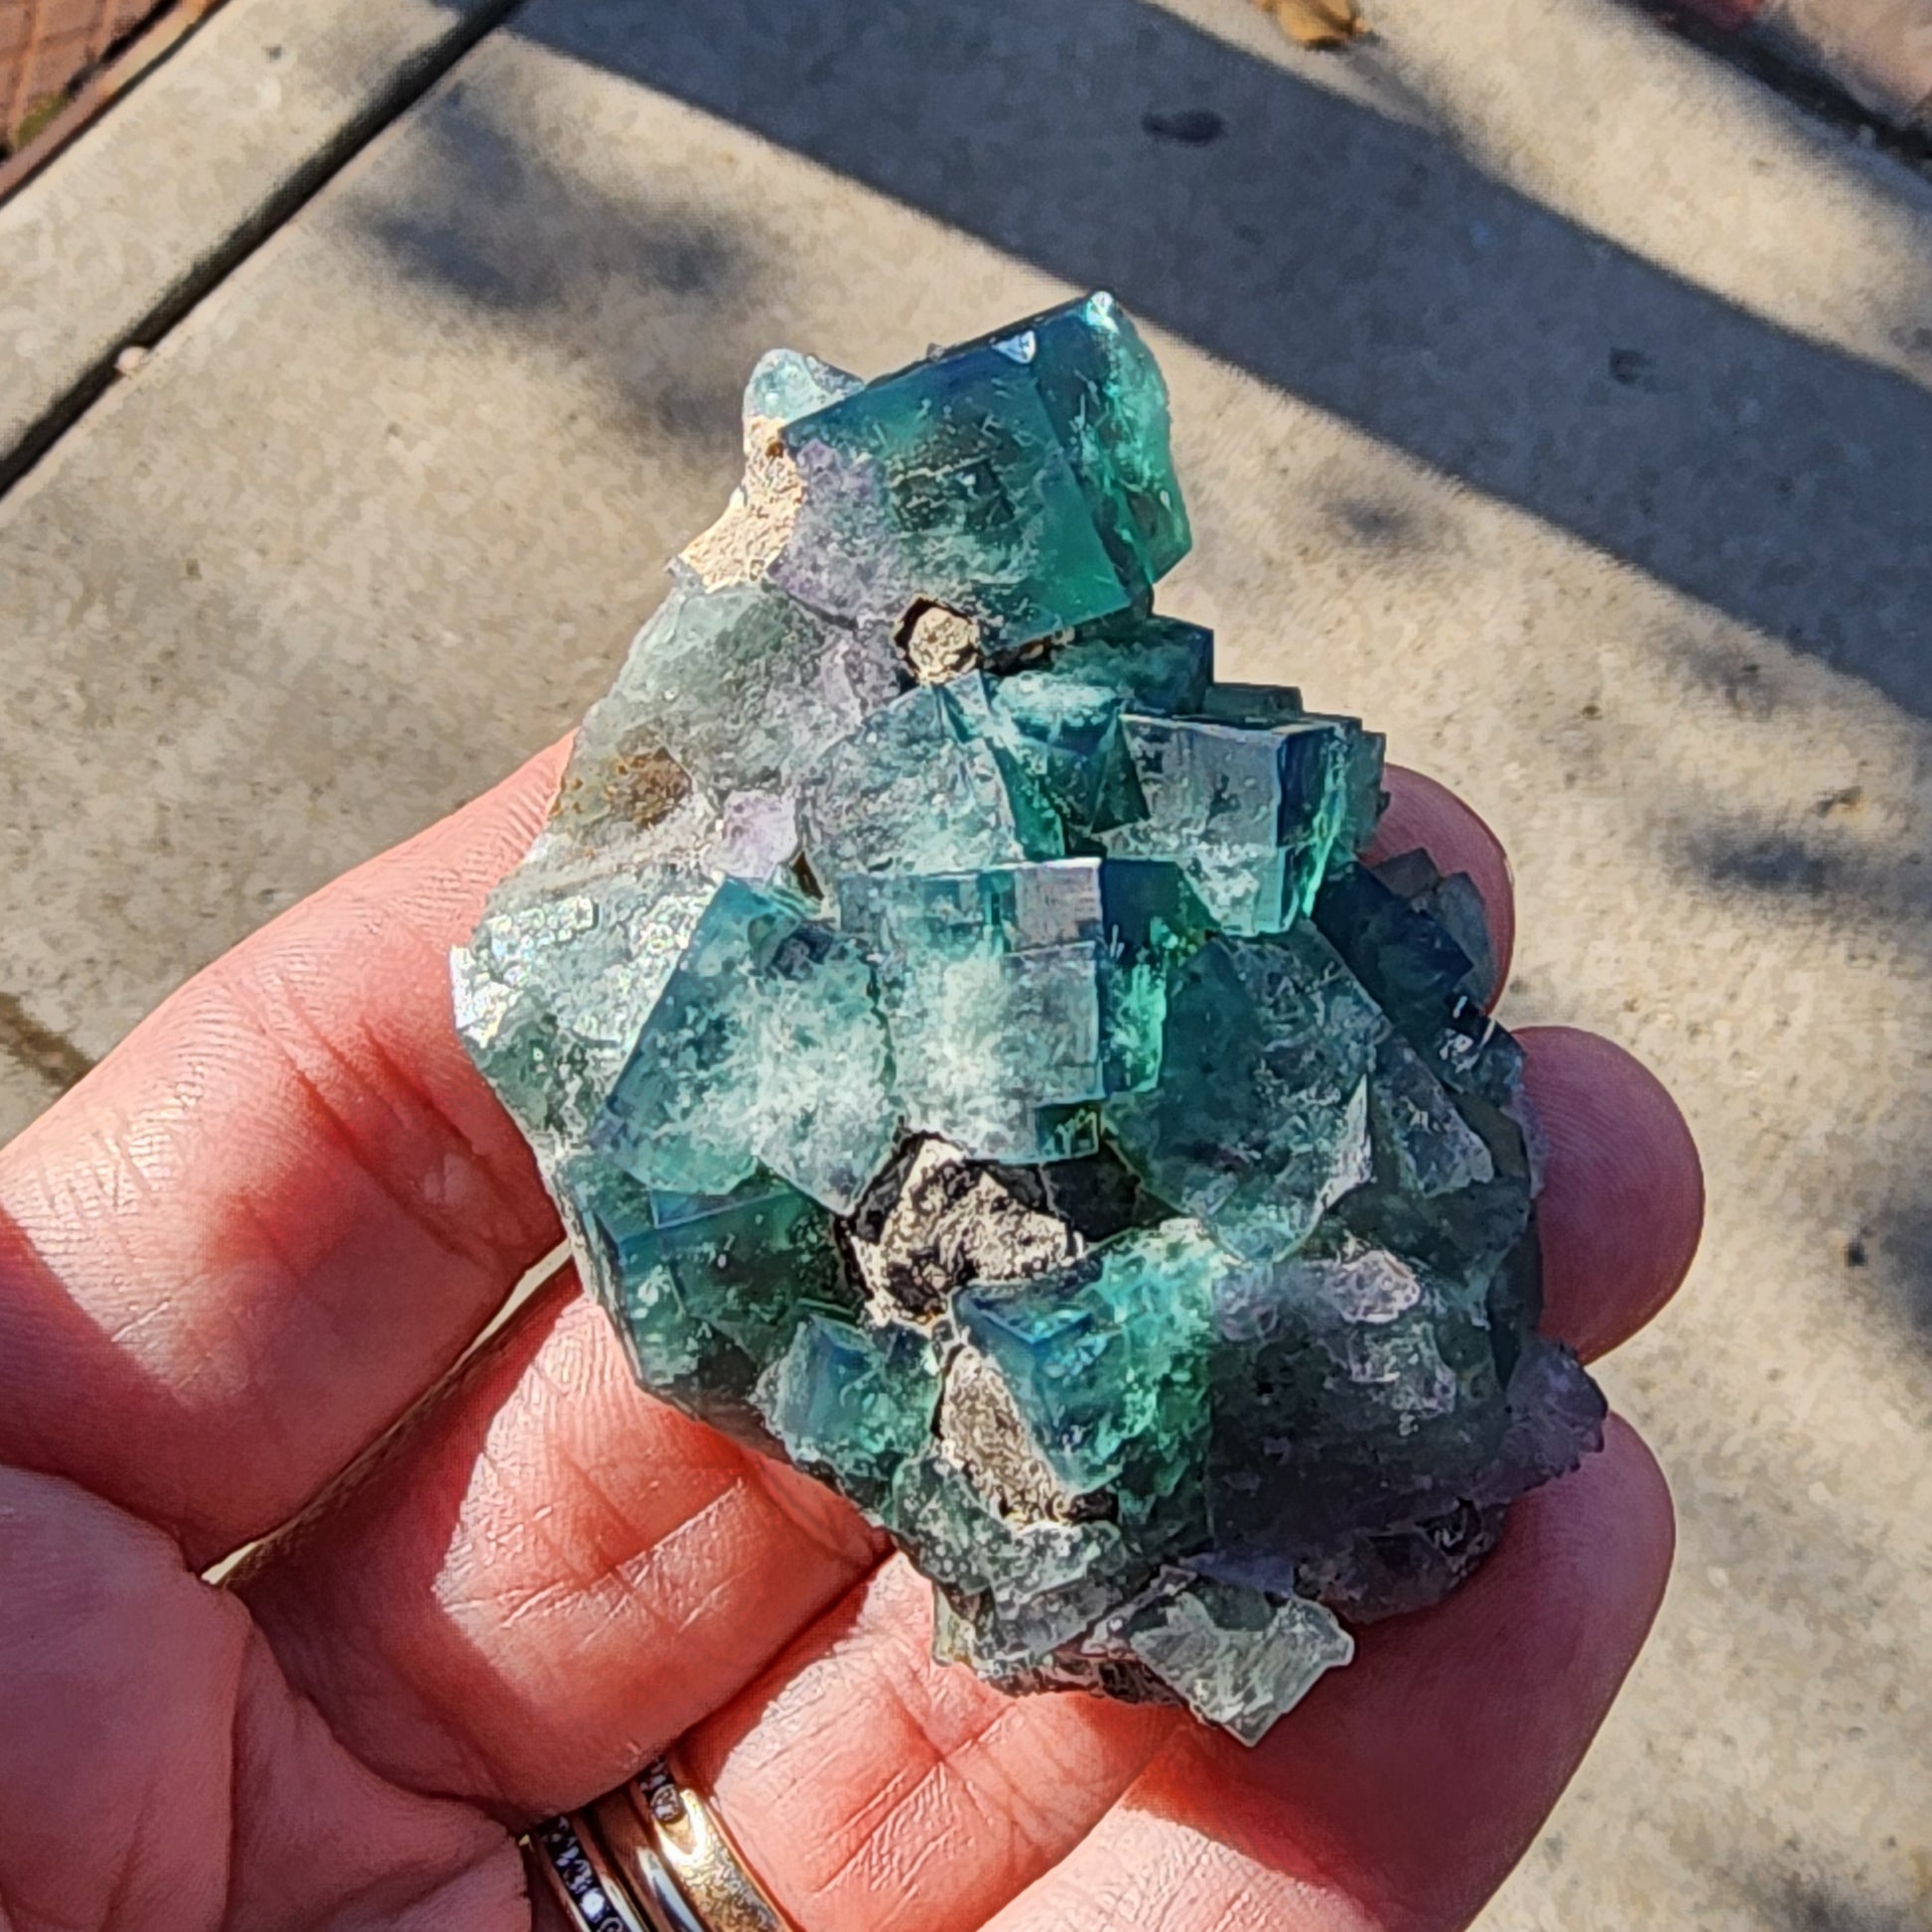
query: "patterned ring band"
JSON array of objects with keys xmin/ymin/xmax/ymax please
[{"xmin": 524, "ymin": 1756, "xmax": 798, "ymax": 1932}]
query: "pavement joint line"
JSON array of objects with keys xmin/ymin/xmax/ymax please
[
  {"xmin": 0, "ymin": 991, "xmax": 95, "ymax": 1092},
  {"xmin": 0, "ymin": 0, "xmax": 529, "ymax": 500}
]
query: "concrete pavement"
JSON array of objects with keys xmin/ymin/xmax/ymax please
[
  {"xmin": 0, "ymin": 0, "xmax": 515, "ymax": 489},
  {"xmin": 1, "ymin": 1, "xmax": 1928, "ymax": 1925}
]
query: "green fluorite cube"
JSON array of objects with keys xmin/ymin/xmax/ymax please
[
  {"xmin": 1102, "ymin": 714, "xmax": 1373, "ymax": 933},
  {"xmin": 595, "ymin": 877, "xmax": 896, "ymax": 1212},
  {"xmin": 1119, "ymin": 1580, "xmax": 1355, "ymax": 1745},
  {"xmin": 772, "ymin": 294, "xmax": 1188, "ymax": 649},
  {"xmin": 1106, "ymin": 924, "xmax": 1387, "ymax": 1262},
  {"xmin": 954, "ymin": 1220, "xmax": 1225, "ymax": 1496},
  {"xmin": 604, "ymin": 575, "xmax": 898, "ymax": 803},
  {"xmin": 759, "ymin": 1312, "xmax": 939, "ymax": 1497},
  {"xmin": 797, "ymin": 680, "xmax": 1062, "ymax": 888}
]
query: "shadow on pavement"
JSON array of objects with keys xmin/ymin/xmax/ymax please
[
  {"xmin": 435, "ymin": 0, "xmax": 1932, "ymax": 716},
  {"xmin": 362, "ymin": 73, "xmax": 759, "ymax": 456}
]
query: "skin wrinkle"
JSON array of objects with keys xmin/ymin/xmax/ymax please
[
  {"xmin": 192, "ymin": 1186, "xmax": 408, "ymax": 1545},
  {"xmin": 355, "ymin": 1019, "xmax": 517, "ymax": 1230},
  {"xmin": 593, "ymin": 1479, "xmax": 838, "ymax": 1694},
  {"xmin": 220, "ymin": 1189, "xmax": 350, "ymax": 1413},
  {"xmin": 733, "ymin": 1569, "xmax": 1164, "ymax": 1932},
  {"xmin": 1100, "ymin": 1822, "xmax": 1214, "ymax": 1931},
  {"xmin": 222, "ymin": 1607, "xmax": 520, "ymax": 1929},
  {"xmin": 1148, "ymin": 1834, "xmax": 1221, "ymax": 1932},
  {"xmin": 453, "ymin": 1437, "xmax": 641, "ymax": 1640},
  {"xmin": 189, "ymin": 1585, "xmax": 249, "ymax": 1932},
  {"xmin": 212, "ymin": 961, "xmax": 535, "ymax": 1287},
  {"xmin": 99, "ymin": 1771, "xmax": 169, "ymax": 1932},
  {"xmin": 1201, "ymin": 1867, "xmax": 1329, "ymax": 1932},
  {"xmin": 240, "ymin": 1280, "xmax": 893, "ymax": 1815},
  {"xmin": 0, "ymin": 1472, "xmax": 252, "ymax": 1932},
  {"xmin": 92, "ymin": 1104, "xmax": 181, "ymax": 1222},
  {"xmin": 443, "ymin": 1453, "xmax": 633, "ymax": 1646},
  {"xmin": 100, "ymin": 1287, "xmax": 181, "ymax": 1353},
  {"xmin": 344, "ymin": 993, "xmax": 550, "ymax": 1254},
  {"xmin": 8, "ymin": 1099, "xmax": 173, "ymax": 1258},
  {"xmin": 481, "ymin": 1349, "xmax": 780, "ymax": 1661},
  {"xmin": 0, "ymin": 751, "xmax": 568, "ymax": 1551},
  {"xmin": 832, "ymin": 1761, "xmax": 928, "ymax": 1876},
  {"xmin": 691, "ymin": 1424, "xmax": 1666, "ymax": 1932},
  {"xmin": 520, "ymin": 1352, "xmax": 701, "ymax": 1576},
  {"xmin": 808, "ymin": 1641, "xmax": 940, "ymax": 1850},
  {"xmin": 739, "ymin": 1445, "xmax": 886, "ymax": 1576},
  {"xmin": 235, "ymin": 1347, "xmax": 577, "ymax": 1809},
  {"xmin": 1002, "ymin": 1821, "xmax": 1365, "ymax": 1932},
  {"xmin": 663, "ymin": 1530, "xmax": 776, "ymax": 1648},
  {"xmin": 799, "ymin": 1657, "xmax": 992, "ymax": 1905},
  {"xmin": 208, "ymin": 1635, "xmax": 252, "ymax": 1932},
  {"xmin": 875, "ymin": 1784, "xmax": 968, "ymax": 1912},
  {"xmin": 241, "ymin": 1281, "xmax": 565, "ymax": 1591},
  {"xmin": 6, "ymin": 1003, "xmax": 529, "ymax": 1554},
  {"xmin": 356, "ymin": 1843, "xmax": 529, "ymax": 1932},
  {"xmin": 427, "ymin": 1391, "xmax": 824, "ymax": 1797},
  {"xmin": 923, "ymin": 1699, "xmax": 1061, "ymax": 1868},
  {"xmin": 185, "ymin": 1048, "xmax": 538, "ymax": 1547},
  {"xmin": 209, "ymin": 1193, "xmax": 417, "ymax": 1520},
  {"xmin": 974, "ymin": 1695, "xmax": 1136, "ymax": 1859}
]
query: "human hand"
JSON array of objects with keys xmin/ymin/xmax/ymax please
[{"xmin": 0, "ymin": 745, "xmax": 1701, "ymax": 1932}]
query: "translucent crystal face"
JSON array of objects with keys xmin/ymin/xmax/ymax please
[{"xmin": 454, "ymin": 295, "xmax": 1604, "ymax": 1746}]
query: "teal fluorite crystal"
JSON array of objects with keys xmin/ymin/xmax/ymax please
[
  {"xmin": 771, "ymin": 292, "xmax": 1189, "ymax": 651},
  {"xmin": 455, "ymin": 295, "xmax": 1603, "ymax": 1745}
]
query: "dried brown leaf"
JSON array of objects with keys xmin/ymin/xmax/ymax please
[{"xmin": 1256, "ymin": 0, "xmax": 1369, "ymax": 50}]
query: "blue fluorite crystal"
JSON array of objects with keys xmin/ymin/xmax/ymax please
[{"xmin": 455, "ymin": 295, "xmax": 1603, "ymax": 1745}]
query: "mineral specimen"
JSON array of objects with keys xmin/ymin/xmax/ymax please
[{"xmin": 454, "ymin": 293, "xmax": 1605, "ymax": 1745}]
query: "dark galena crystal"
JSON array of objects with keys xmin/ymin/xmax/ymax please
[{"xmin": 454, "ymin": 294, "xmax": 1605, "ymax": 1745}]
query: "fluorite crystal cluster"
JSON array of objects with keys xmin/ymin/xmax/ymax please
[{"xmin": 455, "ymin": 295, "xmax": 1604, "ymax": 1744}]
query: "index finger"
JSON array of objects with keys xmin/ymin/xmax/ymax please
[{"xmin": 0, "ymin": 746, "xmax": 568, "ymax": 1566}]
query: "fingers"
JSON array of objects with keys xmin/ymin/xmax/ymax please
[
  {"xmin": 653, "ymin": 1423, "xmax": 1668, "ymax": 1932},
  {"xmin": 237, "ymin": 1023, "xmax": 1695, "ymax": 1835},
  {"xmin": 982, "ymin": 1420, "xmax": 1673, "ymax": 1932},
  {"xmin": 1369, "ymin": 767, "xmax": 1703, "ymax": 1360},
  {"xmin": 192, "ymin": 738, "xmax": 1677, "ymax": 1855},
  {"xmin": 1520, "ymin": 1027, "xmax": 1705, "ymax": 1361},
  {"xmin": 237, "ymin": 918, "xmax": 1696, "ymax": 1830},
  {"xmin": 0, "ymin": 745, "xmax": 569, "ymax": 1565},
  {"xmin": 0, "ymin": 1466, "xmax": 521, "ymax": 1932},
  {"xmin": 644, "ymin": 1012, "xmax": 1696, "ymax": 1932},
  {"xmin": 682, "ymin": 1559, "xmax": 1179, "ymax": 1932},
  {"xmin": 238, "ymin": 1276, "xmax": 885, "ymax": 1816}
]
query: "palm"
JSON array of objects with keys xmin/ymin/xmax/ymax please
[{"xmin": 0, "ymin": 748, "xmax": 1700, "ymax": 1932}]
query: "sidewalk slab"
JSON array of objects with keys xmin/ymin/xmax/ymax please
[{"xmin": 0, "ymin": 0, "xmax": 511, "ymax": 487}]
